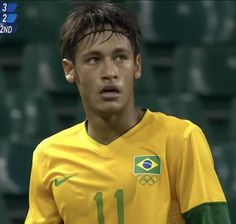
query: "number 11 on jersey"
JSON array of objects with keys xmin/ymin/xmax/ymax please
[{"xmin": 94, "ymin": 189, "xmax": 124, "ymax": 224}]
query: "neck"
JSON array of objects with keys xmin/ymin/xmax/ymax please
[{"xmin": 86, "ymin": 106, "xmax": 144, "ymax": 145}]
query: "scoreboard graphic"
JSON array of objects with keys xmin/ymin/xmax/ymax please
[{"xmin": 0, "ymin": 2, "xmax": 17, "ymax": 34}]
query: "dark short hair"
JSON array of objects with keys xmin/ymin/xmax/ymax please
[{"xmin": 60, "ymin": 1, "xmax": 142, "ymax": 62}]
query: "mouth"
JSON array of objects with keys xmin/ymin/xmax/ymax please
[{"xmin": 100, "ymin": 85, "xmax": 121, "ymax": 100}]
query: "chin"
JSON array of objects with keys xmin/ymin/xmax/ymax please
[{"xmin": 96, "ymin": 102, "xmax": 124, "ymax": 116}]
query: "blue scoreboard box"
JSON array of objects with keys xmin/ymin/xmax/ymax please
[{"xmin": 0, "ymin": 2, "xmax": 18, "ymax": 34}]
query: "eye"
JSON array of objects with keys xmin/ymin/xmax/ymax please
[
  {"xmin": 86, "ymin": 57, "xmax": 100, "ymax": 64},
  {"xmin": 115, "ymin": 55, "xmax": 128, "ymax": 62}
]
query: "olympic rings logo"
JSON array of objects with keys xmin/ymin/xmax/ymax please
[{"xmin": 135, "ymin": 174, "xmax": 159, "ymax": 185}]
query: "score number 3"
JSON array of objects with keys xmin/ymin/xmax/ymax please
[
  {"xmin": 94, "ymin": 189, "xmax": 124, "ymax": 224},
  {"xmin": 2, "ymin": 3, "xmax": 7, "ymax": 12}
]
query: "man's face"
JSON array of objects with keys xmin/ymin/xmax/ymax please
[{"xmin": 62, "ymin": 31, "xmax": 141, "ymax": 116}]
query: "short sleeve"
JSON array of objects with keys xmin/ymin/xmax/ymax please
[
  {"xmin": 176, "ymin": 124, "xmax": 227, "ymax": 213},
  {"xmin": 25, "ymin": 148, "xmax": 62, "ymax": 224}
]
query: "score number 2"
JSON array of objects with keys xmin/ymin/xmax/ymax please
[
  {"xmin": 94, "ymin": 189, "xmax": 124, "ymax": 224},
  {"xmin": 2, "ymin": 14, "xmax": 7, "ymax": 22}
]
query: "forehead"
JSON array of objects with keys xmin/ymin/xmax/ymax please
[{"xmin": 76, "ymin": 30, "xmax": 132, "ymax": 56}]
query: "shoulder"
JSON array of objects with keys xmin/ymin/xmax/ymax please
[
  {"xmin": 147, "ymin": 110, "xmax": 201, "ymax": 137},
  {"xmin": 147, "ymin": 110, "xmax": 208, "ymax": 156},
  {"xmin": 33, "ymin": 122, "xmax": 85, "ymax": 157}
]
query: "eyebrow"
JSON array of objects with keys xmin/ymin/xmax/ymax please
[
  {"xmin": 113, "ymin": 47, "xmax": 130, "ymax": 54},
  {"xmin": 82, "ymin": 47, "xmax": 131, "ymax": 58}
]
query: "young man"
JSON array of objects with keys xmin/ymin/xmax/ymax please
[{"xmin": 25, "ymin": 2, "xmax": 231, "ymax": 224}]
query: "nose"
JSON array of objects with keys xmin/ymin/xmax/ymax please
[{"xmin": 102, "ymin": 58, "xmax": 118, "ymax": 80}]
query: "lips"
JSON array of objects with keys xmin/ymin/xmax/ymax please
[
  {"xmin": 100, "ymin": 85, "xmax": 120, "ymax": 93},
  {"xmin": 100, "ymin": 85, "xmax": 120, "ymax": 100}
]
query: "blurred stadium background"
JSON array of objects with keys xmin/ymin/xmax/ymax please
[{"xmin": 0, "ymin": 0, "xmax": 236, "ymax": 223}]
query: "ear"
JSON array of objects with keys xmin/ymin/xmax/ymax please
[
  {"xmin": 134, "ymin": 54, "xmax": 141, "ymax": 80},
  {"xmin": 62, "ymin": 58, "xmax": 76, "ymax": 84}
]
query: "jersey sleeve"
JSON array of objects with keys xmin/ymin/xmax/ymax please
[
  {"xmin": 183, "ymin": 202, "xmax": 231, "ymax": 224},
  {"xmin": 25, "ymin": 146, "xmax": 62, "ymax": 224},
  {"xmin": 175, "ymin": 124, "xmax": 231, "ymax": 224}
]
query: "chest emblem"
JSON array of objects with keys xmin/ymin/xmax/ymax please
[{"xmin": 134, "ymin": 155, "xmax": 161, "ymax": 185}]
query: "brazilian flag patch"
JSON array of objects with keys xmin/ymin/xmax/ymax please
[{"xmin": 134, "ymin": 155, "xmax": 161, "ymax": 175}]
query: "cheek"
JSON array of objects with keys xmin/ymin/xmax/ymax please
[
  {"xmin": 121, "ymin": 71, "xmax": 136, "ymax": 98},
  {"xmin": 120, "ymin": 60, "xmax": 135, "ymax": 76},
  {"xmin": 123, "ymin": 64, "xmax": 136, "ymax": 84},
  {"xmin": 76, "ymin": 68, "xmax": 95, "ymax": 86},
  {"xmin": 76, "ymin": 71, "xmax": 99, "ymax": 98}
]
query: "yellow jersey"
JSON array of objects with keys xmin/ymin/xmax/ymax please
[{"xmin": 25, "ymin": 109, "xmax": 230, "ymax": 224}]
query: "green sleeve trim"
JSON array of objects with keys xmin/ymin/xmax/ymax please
[{"xmin": 183, "ymin": 202, "xmax": 231, "ymax": 224}]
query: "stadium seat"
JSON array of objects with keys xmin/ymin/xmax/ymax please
[
  {"xmin": 19, "ymin": 43, "xmax": 78, "ymax": 130},
  {"xmin": 0, "ymin": 193, "xmax": 11, "ymax": 224},
  {"xmin": 23, "ymin": 90, "xmax": 60, "ymax": 140},
  {"xmin": 0, "ymin": 99, "xmax": 11, "ymax": 140},
  {"xmin": 125, "ymin": 1, "xmax": 218, "ymax": 44},
  {"xmin": 20, "ymin": 43, "xmax": 76, "ymax": 94},
  {"xmin": 172, "ymin": 45, "xmax": 236, "ymax": 143},
  {"xmin": 0, "ymin": 140, "xmax": 21, "ymax": 194},
  {"xmin": 134, "ymin": 46, "xmax": 159, "ymax": 95},
  {"xmin": 171, "ymin": 46, "xmax": 195, "ymax": 94},
  {"xmin": 4, "ymin": 91, "xmax": 26, "ymax": 141},
  {"xmin": 0, "ymin": 68, "xmax": 7, "ymax": 94},
  {"xmin": 215, "ymin": 1, "xmax": 236, "ymax": 43},
  {"xmin": 172, "ymin": 45, "xmax": 236, "ymax": 96},
  {"xmin": 212, "ymin": 144, "xmax": 231, "ymax": 197},
  {"xmin": 6, "ymin": 139, "xmax": 36, "ymax": 194},
  {"xmin": 4, "ymin": 90, "xmax": 59, "ymax": 141},
  {"xmin": 229, "ymin": 98, "xmax": 236, "ymax": 141},
  {"xmin": 212, "ymin": 142, "xmax": 236, "ymax": 223}
]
